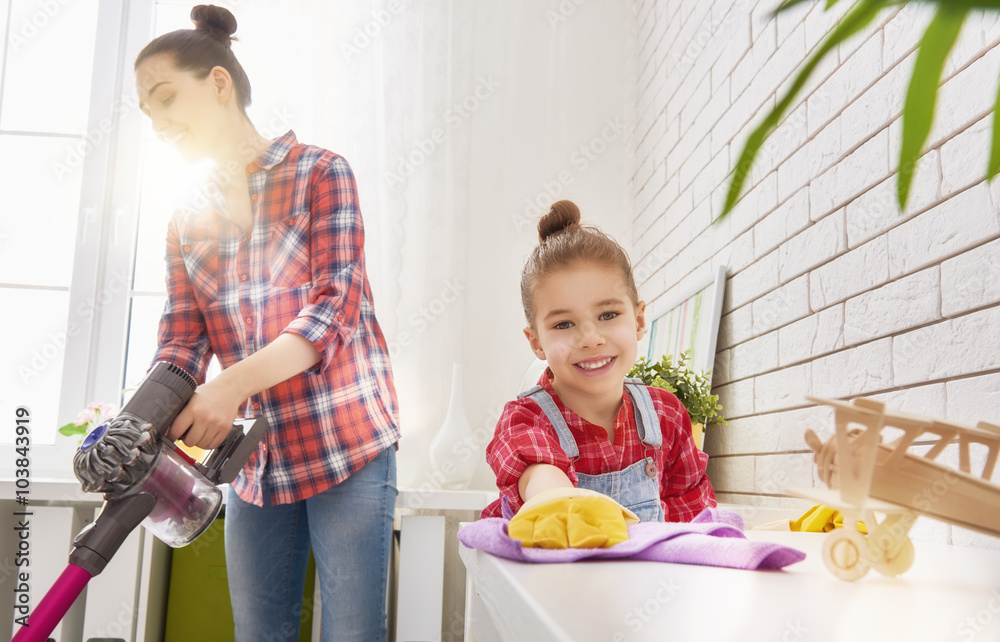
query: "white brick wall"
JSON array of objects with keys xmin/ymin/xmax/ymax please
[{"xmin": 631, "ymin": 0, "xmax": 1000, "ymax": 547}]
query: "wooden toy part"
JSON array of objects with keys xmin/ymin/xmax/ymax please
[
  {"xmin": 802, "ymin": 396, "xmax": 1000, "ymax": 580},
  {"xmin": 786, "ymin": 487, "xmax": 917, "ymax": 582},
  {"xmin": 822, "ymin": 528, "xmax": 871, "ymax": 581}
]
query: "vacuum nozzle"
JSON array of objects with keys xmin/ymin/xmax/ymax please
[{"xmin": 73, "ymin": 417, "xmax": 159, "ymax": 494}]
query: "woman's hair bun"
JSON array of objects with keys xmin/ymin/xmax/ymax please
[
  {"xmin": 537, "ymin": 200, "xmax": 581, "ymax": 242},
  {"xmin": 190, "ymin": 4, "xmax": 238, "ymax": 45}
]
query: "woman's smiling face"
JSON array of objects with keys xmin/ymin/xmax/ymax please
[
  {"xmin": 524, "ymin": 260, "xmax": 645, "ymax": 402},
  {"xmin": 135, "ymin": 53, "xmax": 230, "ymax": 162}
]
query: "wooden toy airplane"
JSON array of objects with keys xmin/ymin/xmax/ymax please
[{"xmin": 788, "ymin": 396, "xmax": 1000, "ymax": 581}]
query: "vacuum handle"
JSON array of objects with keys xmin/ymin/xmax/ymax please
[
  {"xmin": 199, "ymin": 417, "xmax": 268, "ymax": 484},
  {"xmin": 119, "ymin": 362, "xmax": 197, "ymax": 437}
]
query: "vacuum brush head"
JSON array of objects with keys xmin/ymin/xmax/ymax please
[{"xmin": 73, "ymin": 416, "xmax": 160, "ymax": 495}]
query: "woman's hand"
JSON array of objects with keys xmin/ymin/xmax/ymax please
[
  {"xmin": 168, "ymin": 375, "xmax": 247, "ymax": 450},
  {"xmin": 165, "ymin": 333, "xmax": 321, "ymax": 450}
]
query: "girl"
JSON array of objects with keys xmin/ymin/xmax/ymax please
[
  {"xmin": 482, "ymin": 200, "xmax": 715, "ymax": 523},
  {"xmin": 135, "ymin": 6, "xmax": 399, "ymax": 640}
]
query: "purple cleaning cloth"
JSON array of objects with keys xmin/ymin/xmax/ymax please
[{"xmin": 458, "ymin": 507, "xmax": 805, "ymax": 570}]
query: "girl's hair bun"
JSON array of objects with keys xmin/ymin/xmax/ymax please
[
  {"xmin": 538, "ymin": 200, "xmax": 581, "ymax": 242},
  {"xmin": 190, "ymin": 4, "xmax": 238, "ymax": 46}
]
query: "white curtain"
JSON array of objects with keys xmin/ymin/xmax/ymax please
[{"xmin": 233, "ymin": 0, "xmax": 635, "ymax": 488}]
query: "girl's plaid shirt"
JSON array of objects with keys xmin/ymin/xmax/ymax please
[{"xmin": 482, "ymin": 372, "xmax": 715, "ymax": 521}]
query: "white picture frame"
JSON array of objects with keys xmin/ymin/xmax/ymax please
[{"xmin": 639, "ymin": 265, "xmax": 727, "ymax": 375}]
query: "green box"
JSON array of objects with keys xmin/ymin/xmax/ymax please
[{"xmin": 164, "ymin": 518, "xmax": 316, "ymax": 641}]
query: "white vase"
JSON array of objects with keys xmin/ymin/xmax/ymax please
[{"xmin": 428, "ymin": 363, "xmax": 477, "ymax": 490}]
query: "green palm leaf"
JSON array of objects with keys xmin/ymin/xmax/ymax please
[
  {"xmin": 722, "ymin": 0, "xmax": 889, "ymax": 218},
  {"xmin": 897, "ymin": 6, "xmax": 967, "ymax": 210}
]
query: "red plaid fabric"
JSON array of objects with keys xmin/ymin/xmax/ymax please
[
  {"xmin": 482, "ymin": 371, "xmax": 715, "ymax": 521},
  {"xmin": 153, "ymin": 131, "xmax": 399, "ymax": 506}
]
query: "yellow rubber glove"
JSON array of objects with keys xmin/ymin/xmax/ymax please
[
  {"xmin": 790, "ymin": 504, "xmax": 867, "ymax": 534},
  {"xmin": 508, "ymin": 487, "xmax": 640, "ymax": 549}
]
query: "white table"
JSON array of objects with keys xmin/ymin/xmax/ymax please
[{"xmin": 460, "ymin": 528, "xmax": 1000, "ymax": 642}]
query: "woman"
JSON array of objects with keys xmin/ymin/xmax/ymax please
[{"xmin": 135, "ymin": 5, "xmax": 399, "ymax": 640}]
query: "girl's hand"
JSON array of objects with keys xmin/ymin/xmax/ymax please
[
  {"xmin": 508, "ymin": 486, "xmax": 638, "ymax": 549},
  {"xmin": 168, "ymin": 375, "xmax": 247, "ymax": 450}
]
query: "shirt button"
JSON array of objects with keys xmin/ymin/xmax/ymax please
[
  {"xmin": 245, "ymin": 316, "xmax": 253, "ymax": 325},
  {"xmin": 286, "ymin": 218, "xmax": 294, "ymax": 226},
  {"xmin": 251, "ymin": 194, "xmax": 258, "ymax": 201},
  {"xmin": 241, "ymin": 274, "xmax": 248, "ymax": 281},
  {"xmin": 182, "ymin": 245, "xmax": 191, "ymax": 253},
  {"xmin": 253, "ymin": 402, "xmax": 260, "ymax": 410}
]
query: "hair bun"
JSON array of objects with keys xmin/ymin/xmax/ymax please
[
  {"xmin": 537, "ymin": 200, "xmax": 581, "ymax": 242},
  {"xmin": 190, "ymin": 4, "xmax": 237, "ymax": 45}
]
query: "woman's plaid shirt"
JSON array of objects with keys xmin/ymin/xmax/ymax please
[{"xmin": 153, "ymin": 131, "xmax": 399, "ymax": 506}]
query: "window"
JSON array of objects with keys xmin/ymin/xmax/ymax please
[
  {"xmin": 1, "ymin": 0, "xmax": 322, "ymax": 478},
  {"xmin": 0, "ymin": 0, "xmax": 101, "ymax": 449},
  {"xmin": 0, "ymin": 0, "xmax": 154, "ymax": 478}
]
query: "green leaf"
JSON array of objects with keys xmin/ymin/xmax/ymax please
[
  {"xmin": 721, "ymin": 0, "xmax": 889, "ymax": 220},
  {"xmin": 58, "ymin": 422, "xmax": 86, "ymax": 437},
  {"xmin": 773, "ymin": 0, "xmax": 820, "ymax": 14},
  {"xmin": 897, "ymin": 6, "xmax": 967, "ymax": 210},
  {"xmin": 989, "ymin": 66, "xmax": 1000, "ymax": 179}
]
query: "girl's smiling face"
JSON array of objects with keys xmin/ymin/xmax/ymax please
[
  {"xmin": 135, "ymin": 53, "xmax": 231, "ymax": 162},
  {"xmin": 524, "ymin": 261, "xmax": 645, "ymax": 404}
]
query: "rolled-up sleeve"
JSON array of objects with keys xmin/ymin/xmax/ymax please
[
  {"xmin": 280, "ymin": 155, "xmax": 366, "ymax": 371},
  {"xmin": 151, "ymin": 218, "xmax": 213, "ymax": 382}
]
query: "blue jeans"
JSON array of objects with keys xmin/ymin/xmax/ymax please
[{"xmin": 225, "ymin": 446, "xmax": 397, "ymax": 642}]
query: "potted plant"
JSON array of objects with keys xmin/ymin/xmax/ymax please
[{"xmin": 627, "ymin": 352, "xmax": 725, "ymax": 450}]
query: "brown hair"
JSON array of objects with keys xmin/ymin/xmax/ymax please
[
  {"xmin": 134, "ymin": 5, "xmax": 252, "ymax": 113},
  {"xmin": 520, "ymin": 200, "xmax": 639, "ymax": 327}
]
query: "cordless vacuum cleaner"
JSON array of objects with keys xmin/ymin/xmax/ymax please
[{"xmin": 12, "ymin": 362, "xmax": 267, "ymax": 642}]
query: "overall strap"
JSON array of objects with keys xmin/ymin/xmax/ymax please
[
  {"xmin": 624, "ymin": 378, "xmax": 662, "ymax": 449},
  {"xmin": 517, "ymin": 386, "xmax": 580, "ymax": 459}
]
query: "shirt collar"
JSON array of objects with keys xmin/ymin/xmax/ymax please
[
  {"xmin": 252, "ymin": 130, "xmax": 298, "ymax": 172},
  {"xmin": 189, "ymin": 131, "xmax": 298, "ymax": 221}
]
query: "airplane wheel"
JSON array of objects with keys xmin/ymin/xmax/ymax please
[
  {"xmin": 822, "ymin": 529, "xmax": 871, "ymax": 581},
  {"xmin": 874, "ymin": 537, "xmax": 915, "ymax": 577}
]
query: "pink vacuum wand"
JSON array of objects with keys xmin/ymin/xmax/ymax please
[{"xmin": 13, "ymin": 362, "xmax": 267, "ymax": 642}]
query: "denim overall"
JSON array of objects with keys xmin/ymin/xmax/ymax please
[{"xmin": 518, "ymin": 378, "xmax": 665, "ymax": 522}]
